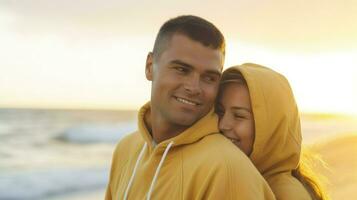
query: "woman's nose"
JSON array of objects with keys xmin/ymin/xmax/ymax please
[{"xmin": 219, "ymin": 114, "xmax": 232, "ymax": 133}]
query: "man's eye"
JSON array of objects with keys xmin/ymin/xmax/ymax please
[
  {"xmin": 203, "ymin": 75, "xmax": 218, "ymax": 83},
  {"xmin": 174, "ymin": 67, "xmax": 187, "ymax": 73}
]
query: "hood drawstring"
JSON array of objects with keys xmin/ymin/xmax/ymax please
[
  {"xmin": 123, "ymin": 142, "xmax": 147, "ymax": 200},
  {"xmin": 146, "ymin": 141, "xmax": 174, "ymax": 199},
  {"xmin": 123, "ymin": 141, "xmax": 175, "ymax": 200}
]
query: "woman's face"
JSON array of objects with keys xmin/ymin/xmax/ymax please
[{"xmin": 216, "ymin": 83, "xmax": 255, "ymax": 156}]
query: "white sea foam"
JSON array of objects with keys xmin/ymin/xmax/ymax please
[
  {"xmin": 0, "ymin": 167, "xmax": 108, "ymax": 200},
  {"xmin": 56, "ymin": 122, "xmax": 136, "ymax": 144}
]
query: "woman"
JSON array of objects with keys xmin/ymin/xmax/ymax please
[{"xmin": 216, "ymin": 63, "xmax": 329, "ymax": 200}]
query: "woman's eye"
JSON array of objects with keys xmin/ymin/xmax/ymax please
[{"xmin": 234, "ymin": 114, "xmax": 245, "ymax": 119}]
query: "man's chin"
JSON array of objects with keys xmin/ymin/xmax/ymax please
[
  {"xmin": 166, "ymin": 107, "xmax": 210, "ymax": 127},
  {"xmin": 174, "ymin": 112, "xmax": 207, "ymax": 126},
  {"xmin": 171, "ymin": 115, "xmax": 200, "ymax": 127},
  {"xmin": 181, "ymin": 120, "xmax": 198, "ymax": 127}
]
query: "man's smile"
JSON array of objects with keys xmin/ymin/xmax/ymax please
[{"xmin": 174, "ymin": 96, "xmax": 201, "ymax": 106}]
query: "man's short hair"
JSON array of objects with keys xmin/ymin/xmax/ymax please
[{"xmin": 152, "ymin": 15, "xmax": 225, "ymax": 60}]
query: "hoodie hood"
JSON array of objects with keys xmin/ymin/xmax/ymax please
[
  {"xmin": 228, "ymin": 63, "xmax": 302, "ymax": 179},
  {"xmin": 138, "ymin": 102, "xmax": 220, "ymax": 150}
]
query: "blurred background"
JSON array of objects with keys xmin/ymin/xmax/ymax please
[{"xmin": 0, "ymin": 0, "xmax": 356, "ymax": 199}]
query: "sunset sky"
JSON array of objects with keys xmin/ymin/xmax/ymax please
[{"xmin": 1, "ymin": 0, "xmax": 356, "ymax": 115}]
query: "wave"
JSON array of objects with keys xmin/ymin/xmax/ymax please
[
  {"xmin": 55, "ymin": 121, "xmax": 136, "ymax": 144},
  {"xmin": 0, "ymin": 167, "xmax": 108, "ymax": 200}
]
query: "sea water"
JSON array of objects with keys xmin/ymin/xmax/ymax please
[{"xmin": 0, "ymin": 108, "xmax": 137, "ymax": 200}]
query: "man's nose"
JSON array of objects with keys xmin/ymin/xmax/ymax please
[{"xmin": 184, "ymin": 74, "xmax": 201, "ymax": 95}]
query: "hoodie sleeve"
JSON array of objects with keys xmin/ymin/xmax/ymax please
[
  {"xmin": 104, "ymin": 137, "xmax": 124, "ymax": 200},
  {"xmin": 203, "ymin": 153, "xmax": 276, "ymax": 200},
  {"xmin": 105, "ymin": 185, "xmax": 112, "ymax": 200},
  {"xmin": 228, "ymin": 159, "xmax": 276, "ymax": 200},
  {"xmin": 268, "ymin": 173, "xmax": 312, "ymax": 200},
  {"xmin": 104, "ymin": 146, "xmax": 117, "ymax": 200}
]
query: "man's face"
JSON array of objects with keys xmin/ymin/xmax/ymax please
[{"xmin": 146, "ymin": 34, "xmax": 223, "ymax": 128}]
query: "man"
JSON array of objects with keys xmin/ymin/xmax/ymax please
[{"xmin": 105, "ymin": 15, "xmax": 275, "ymax": 200}]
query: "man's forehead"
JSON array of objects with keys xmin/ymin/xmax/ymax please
[
  {"xmin": 169, "ymin": 34, "xmax": 223, "ymax": 53},
  {"xmin": 167, "ymin": 35, "xmax": 222, "ymax": 57}
]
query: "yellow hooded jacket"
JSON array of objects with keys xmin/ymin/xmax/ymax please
[
  {"xmin": 231, "ymin": 63, "xmax": 312, "ymax": 200},
  {"xmin": 105, "ymin": 102, "xmax": 275, "ymax": 200}
]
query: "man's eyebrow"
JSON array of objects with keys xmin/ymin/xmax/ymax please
[
  {"xmin": 171, "ymin": 60, "xmax": 221, "ymax": 77},
  {"xmin": 171, "ymin": 60, "xmax": 194, "ymax": 69},
  {"xmin": 206, "ymin": 69, "xmax": 222, "ymax": 77}
]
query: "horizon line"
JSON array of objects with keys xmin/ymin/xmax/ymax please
[{"xmin": 1, "ymin": 105, "xmax": 356, "ymax": 118}]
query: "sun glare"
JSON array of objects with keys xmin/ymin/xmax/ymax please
[{"xmin": 225, "ymin": 41, "xmax": 357, "ymax": 116}]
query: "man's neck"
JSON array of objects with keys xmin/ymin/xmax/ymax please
[{"xmin": 144, "ymin": 109, "xmax": 187, "ymax": 144}]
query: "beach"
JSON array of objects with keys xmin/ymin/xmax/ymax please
[
  {"xmin": 301, "ymin": 114, "xmax": 357, "ymax": 199},
  {"xmin": 310, "ymin": 134, "xmax": 357, "ymax": 199},
  {"xmin": 0, "ymin": 109, "xmax": 356, "ymax": 199}
]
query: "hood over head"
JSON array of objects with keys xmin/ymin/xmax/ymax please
[{"xmin": 222, "ymin": 63, "xmax": 302, "ymax": 179}]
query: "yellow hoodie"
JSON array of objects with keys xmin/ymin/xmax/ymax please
[
  {"xmin": 105, "ymin": 102, "xmax": 276, "ymax": 200},
  {"xmin": 230, "ymin": 63, "xmax": 312, "ymax": 200}
]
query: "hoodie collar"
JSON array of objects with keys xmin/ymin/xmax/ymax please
[{"xmin": 137, "ymin": 102, "xmax": 220, "ymax": 151}]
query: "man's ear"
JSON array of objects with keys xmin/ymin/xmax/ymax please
[{"xmin": 145, "ymin": 52, "xmax": 154, "ymax": 81}]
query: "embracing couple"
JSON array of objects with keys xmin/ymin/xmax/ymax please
[{"xmin": 105, "ymin": 15, "xmax": 328, "ymax": 200}]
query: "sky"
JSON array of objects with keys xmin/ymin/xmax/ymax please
[{"xmin": 0, "ymin": 0, "xmax": 356, "ymax": 115}]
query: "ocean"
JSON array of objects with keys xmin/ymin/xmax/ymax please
[
  {"xmin": 0, "ymin": 108, "xmax": 137, "ymax": 200},
  {"xmin": 1, "ymin": 108, "xmax": 356, "ymax": 200}
]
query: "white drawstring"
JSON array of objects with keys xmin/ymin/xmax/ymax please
[
  {"xmin": 123, "ymin": 142, "xmax": 147, "ymax": 200},
  {"xmin": 146, "ymin": 141, "xmax": 174, "ymax": 200},
  {"xmin": 122, "ymin": 141, "xmax": 174, "ymax": 200}
]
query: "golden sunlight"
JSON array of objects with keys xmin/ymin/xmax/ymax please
[{"xmin": 225, "ymin": 41, "xmax": 357, "ymax": 116}]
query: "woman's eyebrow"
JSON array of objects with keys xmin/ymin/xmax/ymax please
[{"xmin": 232, "ymin": 106, "xmax": 252, "ymax": 113}]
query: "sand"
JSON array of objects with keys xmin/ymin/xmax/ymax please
[{"xmin": 310, "ymin": 134, "xmax": 357, "ymax": 199}]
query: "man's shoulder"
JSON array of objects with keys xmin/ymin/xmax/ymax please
[
  {"xmin": 187, "ymin": 133, "xmax": 254, "ymax": 167},
  {"xmin": 198, "ymin": 134, "xmax": 248, "ymax": 158},
  {"xmin": 183, "ymin": 134, "xmax": 270, "ymax": 192},
  {"xmin": 117, "ymin": 130, "xmax": 141, "ymax": 144},
  {"xmin": 113, "ymin": 130, "xmax": 142, "ymax": 155}
]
